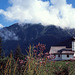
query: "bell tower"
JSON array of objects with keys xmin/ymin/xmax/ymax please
[{"xmin": 72, "ymin": 37, "xmax": 75, "ymax": 57}]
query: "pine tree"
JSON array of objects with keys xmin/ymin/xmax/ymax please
[
  {"xmin": 2, "ymin": 50, "xmax": 5, "ymax": 58},
  {"xmin": 15, "ymin": 44, "xmax": 23, "ymax": 60}
]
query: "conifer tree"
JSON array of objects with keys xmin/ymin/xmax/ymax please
[
  {"xmin": 15, "ymin": 44, "xmax": 23, "ymax": 59},
  {"xmin": 2, "ymin": 50, "xmax": 5, "ymax": 58}
]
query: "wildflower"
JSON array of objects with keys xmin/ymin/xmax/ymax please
[
  {"xmin": 38, "ymin": 53, "xmax": 41, "ymax": 57},
  {"xmin": 42, "ymin": 61, "xmax": 45, "ymax": 64},
  {"xmin": 38, "ymin": 42, "xmax": 40, "ymax": 46},
  {"xmin": 40, "ymin": 61, "xmax": 43, "ymax": 64},
  {"xmin": 34, "ymin": 46, "xmax": 36, "ymax": 48},
  {"xmin": 45, "ymin": 52, "xmax": 49, "ymax": 55},
  {"xmin": 33, "ymin": 50, "xmax": 37, "ymax": 53},
  {"xmin": 47, "ymin": 56, "xmax": 50, "ymax": 59},
  {"xmin": 66, "ymin": 62, "xmax": 69, "ymax": 65},
  {"xmin": 31, "ymin": 58, "xmax": 34, "ymax": 60},
  {"xmin": 47, "ymin": 69, "xmax": 48, "ymax": 72},
  {"xmin": 19, "ymin": 60, "xmax": 24, "ymax": 64},
  {"xmin": 49, "ymin": 55, "xmax": 55, "ymax": 60},
  {"xmin": 35, "ymin": 45, "xmax": 38, "ymax": 49},
  {"xmin": 40, "ymin": 59, "xmax": 41, "ymax": 60},
  {"xmin": 42, "ymin": 58, "xmax": 44, "ymax": 61},
  {"xmin": 19, "ymin": 59, "xmax": 20, "ymax": 62},
  {"xmin": 25, "ymin": 57, "xmax": 27, "ymax": 60}
]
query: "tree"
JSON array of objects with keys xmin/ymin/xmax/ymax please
[
  {"xmin": 2, "ymin": 50, "xmax": 5, "ymax": 58},
  {"xmin": 15, "ymin": 44, "xmax": 23, "ymax": 60}
]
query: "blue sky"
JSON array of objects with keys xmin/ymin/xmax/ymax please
[
  {"xmin": 43, "ymin": 0, "xmax": 75, "ymax": 8},
  {"xmin": 0, "ymin": 0, "xmax": 16, "ymax": 27},
  {"xmin": 0, "ymin": 0, "xmax": 75, "ymax": 27}
]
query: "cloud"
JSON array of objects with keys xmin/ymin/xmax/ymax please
[
  {"xmin": 0, "ymin": 24, "xmax": 4, "ymax": 28},
  {"xmin": 0, "ymin": 0, "xmax": 75, "ymax": 28},
  {"xmin": 0, "ymin": 28, "xmax": 19, "ymax": 40}
]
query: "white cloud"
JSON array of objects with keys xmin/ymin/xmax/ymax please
[
  {"xmin": 0, "ymin": 0, "xmax": 75, "ymax": 28},
  {"xmin": 0, "ymin": 28, "xmax": 19, "ymax": 40},
  {"xmin": 0, "ymin": 24, "xmax": 4, "ymax": 28}
]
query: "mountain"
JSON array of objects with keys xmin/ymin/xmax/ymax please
[{"xmin": 0, "ymin": 23, "xmax": 75, "ymax": 55}]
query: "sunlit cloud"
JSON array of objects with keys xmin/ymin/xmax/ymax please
[
  {"xmin": 0, "ymin": 24, "xmax": 4, "ymax": 28},
  {"xmin": 0, "ymin": 0, "xmax": 75, "ymax": 28}
]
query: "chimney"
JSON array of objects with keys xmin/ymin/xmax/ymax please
[{"xmin": 72, "ymin": 37, "xmax": 75, "ymax": 51}]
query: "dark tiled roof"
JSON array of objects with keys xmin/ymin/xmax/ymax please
[{"xmin": 49, "ymin": 46, "xmax": 74, "ymax": 54}]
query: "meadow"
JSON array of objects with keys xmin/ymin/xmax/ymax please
[{"xmin": 0, "ymin": 43, "xmax": 75, "ymax": 75}]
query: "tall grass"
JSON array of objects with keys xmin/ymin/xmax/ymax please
[{"xmin": 0, "ymin": 43, "xmax": 75, "ymax": 75}]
